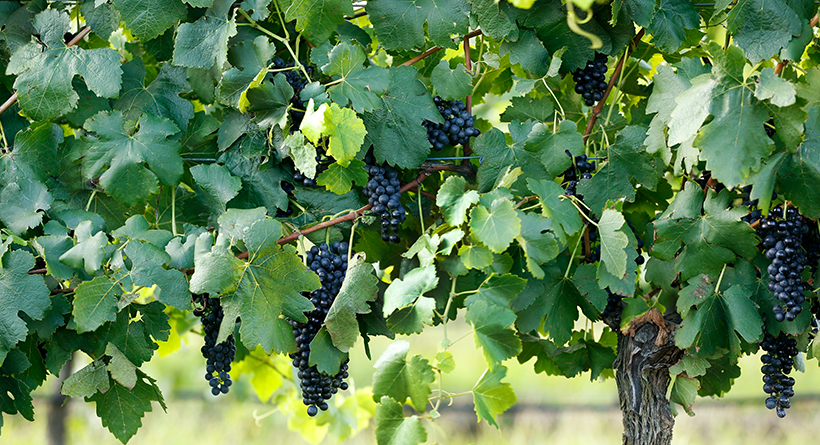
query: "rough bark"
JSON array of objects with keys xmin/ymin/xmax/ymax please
[{"xmin": 612, "ymin": 310, "xmax": 683, "ymax": 445}]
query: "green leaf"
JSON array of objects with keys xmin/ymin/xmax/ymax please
[
  {"xmin": 105, "ymin": 344, "xmax": 138, "ymax": 389},
  {"xmin": 646, "ymin": 0, "xmax": 700, "ymax": 52},
  {"xmin": 466, "ymin": 300, "xmax": 522, "ymax": 365},
  {"xmin": 72, "ymin": 275, "xmax": 122, "ymax": 333},
  {"xmin": 383, "ymin": 265, "xmax": 439, "ymax": 316},
  {"xmin": 324, "ymin": 103, "xmax": 367, "ymax": 167},
  {"xmin": 113, "ymin": 0, "xmax": 186, "ymax": 41},
  {"xmin": 697, "ymin": 354, "xmax": 741, "ymax": 396},
  {"xmin": 598, "ymin": 208, "xmax": 629, "ymax": 279},
  {"xmin": 8, "ymin": 10, "xmax": 122, "ymax": 121},
  {"xmin": 576, "ymin": 126, "xmax": 659, "ymax": 215},
  {"xmin": 372, "ymin": 340, "xmax": 436, "ymax": 412},
  {"xmin": 191, "ymin": 163, "xmax": 243, "ymax": 215},
  {"xmin": 308, "ymin": 326, "xmax": 348, "ymax": 375},
  {"xmin": 500, "ymin": 96, "xmax": 555, "ymax": 123},
  {"xmin": 279, "ymin": 0, "xmax": 353, "ymax": 45},
  {"xmin": 61, "ymin": 360, "xmax": 110, "ymax": 398},
  {"xmin": 471, "ymin": 0, "xmax": 516, "ymax": 41},
  {"xmin": 435, "ymin": 351, "xmax": 456, "ymax": 373},
  {"xmin": 125, "ymin": 241, "xmax": 190, "ymax": 310},
  {"xmin": 675, "ymin": 282, "xmax": 763, "ymax": 357},
  {"xmin": 526, "ymin": 120, "xmax": 585, "ymax": 176},
  {"xmin": 469, "ymin": 198, "xmax": 521, "ymax": 253},
  {"xmin": 755, "ymin": 68, "xmax": 796, "ymax": 107},
  {"xmin": 81, "ymin": 1, "xmax": 119, "ymax": 40},
  {"xmin": 322, "ymin": 41, "xmax": 390, "ymax": 112},
  {"xmin": 515, "ymin": 211, "xmax": 560, "ymax": 278},
  {"xmin": 362, "ymin": 66, "xmax": 442, "ymax": 168},
  {"xmin": 220, "ymin": 151, "xmax": 291, "ymax": 213},
  {"xmin": 515, "ymin": 266, "xmax": 586, "ymax": 346},
  {"xmin": 173, "ymin": 8, "xmax": 237, "ymax": 69},
  {"xmin": 59, "ymin": 221, "xmax": 109, "ymax": 275},
  {"xmin": 1, "ymin": 122, "xmax": 63, "ymax": 185},
  {"xmin": 386, "ymin": 296, "xmax": 436, "ymax": 335},
  {"xmin": 246, "ymin": 74, "xmax": 293, "ymax": 129},
  {"xmin": 374, "ymin": 396, "xmax": 427, "ymax": 445},
  {"xmin": 366, "ymin": 0, "xmax": 469, "ymax": 50},
  {"xmin": 32, "ymin": 235, "xmax": 75, "ymax": 281},
  {"xmin": 430, "ymin": 60, "xmax": 472, "ymax": 101},
  {"xmin": 88, "ymin": 371, "xmax": 165, "ymax": 444},
  {"xmin": 325, "ymin": 253, "xmax": 378, "ymax": 352},
  {"xmin": 316, "ymin": 159, "xmax": 369, "ymax": 194},
  {"xmin": 499, "ymin": 30, "xmax": 549, "ymax": 77},
  {"xmin": 527, "ymin": 178, "xmax": 583, "ymax": 240},
  {"xmin": 196, "ymin": 221, "xmax": 322, "ymax": 353},
  {"xmin": 458, "ymin": 244, "xmax": 494, "ymax": 270},
  {"xmin": 435, "ymin": 176, "xmax": 479, "ymax": 227},
  {"xmin": 726, "ymin": 0, "xmax": 801, "ymax": 62},
  {"xmin": 473, "ymin": 121, "xmax": 550, "ymax": 193},
  {"xmin": 472, "ymin": 365, "xmax": 516, "ymax": 428},
  {"xmin": 0, "ymin": 250, "xmax": 50, "ymax": 356},
  {"xmin": 114, "ymin": 59, "xmax": 194, "ymax": 133},
  {"xmin": 0, "ymin": 178, "xmax": 52, "ymax": 235},
  {"xmin": 670, "ymin": 375, "xmax": 699, "ymax": 416},
  {"xmin": 83, "ymin": 111, "xmax": 182, "ymax": 206}
]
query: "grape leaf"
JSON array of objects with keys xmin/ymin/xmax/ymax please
[
  {"xmin": 362, "ymin": 66, "xmax": 442, "ymax": 169},
  {"xmin": 776, "ymin": 106, "xmax": 820, "ymax": 218},
  {"xmin": 527, "ymin": 178, "xmax": 583, "ymax": 241},
  {"xmin": 1, "ymin": 122, "xmax": 63, "ymax": 185},
  {"xmin": 646, "ymin": 0, "xmax": 700, "ymax": 52},
  {"xmin": 430, "ymin": 60, "xmax": 472, "ymax": 101},
  {"xmin": 366, "ymin": 0, "xmax": 469, "ymax": 50},
  {"xmin": 191, "ymin": 163, "xmax": 242, "ymax": 215},
  {"xmin": 500, "ymin": 96, "xmax": 555, "ymax": 124},
  {"xmin": 325, "ymin": 253, "xmax": 378, "ymax": 352},
  {"xmin": 219, "ymin": 35, "xmax": 276, "ymax": 109},
  {"xmin": 468, "ymin": 198, "xmax": 521, "ymax": 253},
  {"xmin": 124, "ymin": 241, "xmax": 190, "ymax": 310},
  {"xmin": 61, "ymin": 360, "xmax": 110, "ymax": 398},
  {"xmin": 114, "ymin": 59, "xmax": 194, "ymax": 133},
  {"xmin": 72, "ymin": 276, "xmax": 122, "ymax": 334},
  {"xmin": 82, "ymin": 111, "xmax": 182, "ymax": 206},
  {"xmin": 458, "ymin": 244, "xmax": 494, "ymax": 270},
  {"xmin": 8, "ymin": 10, "xmax": 122, "ymax": 121},
  {"xmin": 217, "ymin": 207, "xmax": 268, "ymax": 241},
  {"xmin": 111, "ymin": 216, "xmax": 173, "ymax": 247},
  {"xmin": 105, "ymin": 343, "xmax": 138, "ymax": 389},
  {"xmin": 279, "ymin": 0, "xmax": 353, "ymax": 45},
  {"xmin": 525, "ymin": 120, "xmax": 584, "ymax": 176},
  {"xmin": 470, "ymin": 0, "xmax": 517, "ymax": 42},
  {"xmin": 59, "ymin": 221, "xmax": 109, "ymax": 275},
  {"xmin": 246, "ymin": 74, "xmax": 293, "ymax": 129},
  {"xmin": 472, "ymin": 365, "xmax": 516, "ymax": 428},
  {"xmin": 199, "ymin": 220, "xmax": 322, "ymax": 353},
  {"xmin": 322, "ymin": 41, "xmax": 390, "ymax": 112},
  {"xmin": 515, "ymin": 265, "xmax": 589, "ymax": 345},
  {"xmin": 316, "ymin": 159, "xmax": 369, "ymax": 195},
  {"xmin": 670, "ymin": 374, "xmax": 699, "ymax": 416},
  {"xmin": 675, "ymin": 282, "xmax": 763, "ymax": 357},
  {"xmin": 755, "ymin": 68, "xmax": 796, "ymax": 107},
  {"xmin": 374, "ymin": 396, "xmax": 427, "ymax": 445},
  {"xmin": 697, "ymin": 353, "xmax": 741, "ymax": 396},
  {"xmin": 499, "ymin": 30, "xmax": 550, "ymax": 77},
  {"xmin": 113, "ymin": 0, "xmax": 186, "ymax": 41},
  {"xmin": 0, "ymin": 250, "xmax": 50, "ymax": 364},
  {"xmin": 173, "ymin": 6, "xmax": 237, "ymax": 69},
  {"xmin": 372, "ymin": 340, "xmax": 435, "ymax": 411},
  {"xmin": 386, "ymin": 296, "xmax": 436, "ymax": 335},
  {"xmin": 81, "ymin": 1, "xmax": 119, "ymax": 40},
  {"xmin": 435, "ymin": 176, "xmax": 479, "ymax": 227},
  {"xmin": 220, "ymin": 151, "xmax": 291, "ymax": 213},
  {"xmin": 726, "ymin": 0, "xmax": 801, "ymax": 62},
  {"xmin": 598, "ymin": 208, "xmax": 629, "ymax": 279},
  {"xmin": 88, "ymin": 371, "xmax": 165, "ymax": 444},
  {"xmin": 383, "ymin": 265, "xmax": 438, "ymax": 316},
  {"xmin": 472, "ymin": 121, "xmax": 550, "ymax": 193},
  {"xmin": 466, "ymin": 300, "xmax": 522, "ymax": 365},
  {"xmin": 465, "ymin": 273, "xmax": 527, "ymax": 310},
  {"xmin": 324, "ymin": 103, "xmax": 367, "ymax": 167},
  {"xmin": 0, "ymin": 178, "xmax": 52, "ymax": 235},
  {"xmin": 308, "ymin": 326, "xmax": 348, "ymax": 375}
]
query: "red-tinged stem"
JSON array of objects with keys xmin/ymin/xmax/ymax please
[
  {"xmin": 401, "ymin": 29, "xmax": 483, "ymax": 67},
  {"xmin": 0, "ymin": 26, "xmax": 91, "ymax": 117},
  {"xmin": 582, "ymin": 29, "xmax": 645, "ymax": 144}
]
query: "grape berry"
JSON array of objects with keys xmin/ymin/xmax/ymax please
[
  {"xmin": 363, "ymin": 155, "xmax": 406, "ymax": 243},
  {"xmin": 289, "ymin": 242, "xmax": 351, "ymax": 416},
  {"xmin": 572, "ymin": 53, "xmax": 609, "ymax": 107},
  {"xmin": 423, "ymin": 96, "xmax": 481, "ymax": 151},
  {"xmin": 195, "ymin": 295, "xmax": 236, "ymax": 396}
]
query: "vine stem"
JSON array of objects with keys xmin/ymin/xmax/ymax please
[
  {"xmin": 582, "ymin": 29, "xmax": 645, "ymax": 144},
  {"xmin": 0, "ymin": 26, "xmax": 92, "ymax": 116},
  {"xmin": 237, "ymin": 8, "xmax": 311, "ymax": 80},
  {"xmin": 400, "ymin": 29, "xmax": 483, "ymax": 67}
]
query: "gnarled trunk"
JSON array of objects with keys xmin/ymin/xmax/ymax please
[{"xmin": 613, "ymin": 310, "xmax": 682, "ymax": 445}]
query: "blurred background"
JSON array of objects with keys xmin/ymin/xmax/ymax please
[{"xmin": 5, "ymin": 313, "xmax": 820, "ymax": 445}]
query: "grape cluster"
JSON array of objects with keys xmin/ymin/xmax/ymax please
[
  {"xmin": 739, "ymin": 185, "xmax": 764, "ymax": 225},
  {"xmin": 760, "ymin": 332, "xmax": 797, "ymax": 418},
  {"xmin": 422, "ymin": 96, "xmax": 481, "ymax": 151},
  {"xmin": 363, "ymin": 155, "xmax": 406, "ymax": 243},
  {"xmin": 560, "ymin": 150, "xmax": 596, "ymax": 197},
  {"xmin": 601, "ymin": 289, "xmax": 624, "ymax": 321},
  {"xmin": 758, "ymin": 206, "xmax": 809, "ymax": 322},
  {"xmin": 572, "ymin": 53, "xmax": 609, "ymax": 107},
  {"xmin": 289, "ymin": 242, "xmax": 351, "ymax": 416},
  {"xmin": 195, "ymin": 295, "xmax": 236, "ymax": 396},
  {"xmin": 272, "ymin": 58, "xmax": 314, "ymax": 126}
]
